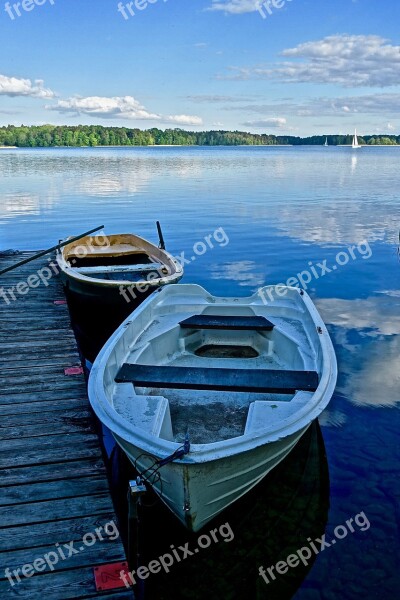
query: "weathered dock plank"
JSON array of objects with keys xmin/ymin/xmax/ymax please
[
  {"xmin": 0, "ymin": 252, "xmax": 133, "ymax": 599},
  {"xmin": 0, "ymin": 395, "xmax": 88, "ymax": 412},
  {"xmin": 0, "ymin": 568, "xmax": 134, "ymax": 600},
  {"xmin": 0, "ymin": 457, "xmax": 106, "ymax": 486}
]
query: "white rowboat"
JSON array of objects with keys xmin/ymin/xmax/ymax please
[{"xmin": 88, "ymin": 284, "xmax": 337, "ymax": 531}]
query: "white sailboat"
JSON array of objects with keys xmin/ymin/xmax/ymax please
[
  {"xmin": 324, "ymin": 137, "xmax": 328, "ymax": 146},
  {"xmin": 352, "ymin": 129, "xmax": 361, "ymax": 149}
]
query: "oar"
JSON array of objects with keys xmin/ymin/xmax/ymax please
[
  {"xmin": 156, "ymin": 221, "xmax": 166, "ymax": 250},
  {"xmin": 0, "ymin": 225, "xmax": 104, "ymax": 276}
]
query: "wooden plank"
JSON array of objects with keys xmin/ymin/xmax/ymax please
[
  {"xmin": 0, "ymin": 457, "xmax": 106, "ymax": 487},
  {"xmin": 180, "ymin": 313, "xmax": 275, "ymax": 331},
  {"xmin": 0, "ymin": 492, "xmax": 115, "ymax": 527},
  {"xmin": 0, "ymin": 333, "xmax": 75, "ymax": 344},
  {"xmin": 0, "ymin": 336, "xmax": 78, "ymax": 357},
  {"xmin": 0, "ymin": 567, "xmax": 133, "ymax": 599},
  {"xmin": 0, "ymin": 323, "xmax": 71, "ymax": 334},
  {"xmin": 0, "ymin": 380, "xmax": 85, "ymax": 396},
  {"xmin": 0, "ymin": 365, "xmax": 83, "ymax": 379},
  {"xmin": 0, "ymin": 412, "xmax": 94, "ymax": 440},
  {"xmin": 1, "ymin": 355, "xmax": 81, "ymax": 370},
  {"xmin": 1, "ymin": 346, "xmax": 80, "ymax": 358},
  {"xmin": 0, "ymin": 407, "xmax": 92, "ymax": 429},
  {"xmin": 0, "ymin": 475, "xmax": 110, "ymax": 506},
  {"xmin": 0, "ymin": 329, "xmax": 75, "ymax": 341},
  {"xmin": 0, "ymin": 298, "xmax": 65, "ymax": 306},
  {"xmin": 116, "ymin": 364, "xmax": 320, "ymax": 394},
  {"xmin": 0, "ymin": 340, "xmax": 76, "ymax": 353},
  {"xmin": 0, "ymin": 370, "xmax": 85, "ymax": 385},
  {"xmin": 0, "ymin": 433, "xmax": 102, "ymax": 468},
  {"xmin": 0, "ymin": 393, "xmax": 88, "ymax": 410},
  {"xmin": 0, "ymin": 514, "xmax": 117, "ymax": 551},
  {"xmin": 0, "ymin": 540, "xmax": 123, "ymax": 574},
  {"xmin": 0, "ymin": 317, "xmax": 69, "ymax": 326}
]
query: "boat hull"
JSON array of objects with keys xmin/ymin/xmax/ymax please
[
  {"xmin": 115, "ymin": 425, "xmax": 309, "ymax": 532},
  {"xmin": 59, "ymin": 269, "xmax": 169, "ymax": 307}
]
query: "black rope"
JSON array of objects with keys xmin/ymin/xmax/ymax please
[{"xmin": 132, "ymin": 434, "xmax": 190, "ymax": 505}]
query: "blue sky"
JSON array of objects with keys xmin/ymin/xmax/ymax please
[{"xmin": 1, "ymin": 0, "xmax": 399, "ymax": 135}]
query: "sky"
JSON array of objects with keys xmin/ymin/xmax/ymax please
[{"xmin": 0, "ymin": 0, "xmax": 400, "ymax": 136}]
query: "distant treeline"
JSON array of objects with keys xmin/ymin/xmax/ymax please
[{"xmin": 0, "ymin": 125, "xmax": 399, "ymax": 147}]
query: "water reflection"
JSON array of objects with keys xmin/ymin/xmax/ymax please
[
  {"xmin": 247, "ymin": 201, "xmax": 399, "ymax": 246},
  {"xmin": 1, "ymin": 148, "xmax": 400, "ymax": 249},
  {"xmin": 351, "ymin": 154, "xmax": 358, "ymax": 174},
  {"xmin": 0, "ymin": 192, "xmax": 40, "ymax": 218},
  {"xmin": 60, "ymin": 163, "xmax": 153, "ymax": 197},
  {"xmin": 210, "ymin": 260, "xmax": 265, "ymax": 288},
  {"xmin": 317, "ymin": 296, "xmax": 400, "ymax": 407},
  {"xmin": 319, "ymin": 408, "xmax": 347, "ymax": 428}
]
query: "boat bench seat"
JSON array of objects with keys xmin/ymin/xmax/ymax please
[
  {"xmin": 115, "ymin": 364, "xmax": 319, "ymax": 394},
  {"xmin": 245, "ymin": 392, "xmax": 312, "ymax": 434},
  {"xmin": 113, "ymin": 383, "xmax": 173, "ymax": 440},
  {"xmin": 179, "ymin": 314, "xmax": 274, "ymax": 331},
  {"xmin": 75, "ymin": 263, "xmax": 163, "ymax": 275}
]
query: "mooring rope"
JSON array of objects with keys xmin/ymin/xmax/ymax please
[{"xmin": 132, "ymin": 434, "xmax": 191, "ymax": 504}]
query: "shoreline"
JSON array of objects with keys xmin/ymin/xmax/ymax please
[{"xmin": 0, "ymin": 144, "xmax": 398, "ymax": 150}]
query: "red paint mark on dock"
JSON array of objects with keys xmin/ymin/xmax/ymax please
[
  {"xmin": 94, "ymin": 562, "xmax": 130, "ymax": 591},
  {"xmin": 64, "ymin": 366, "xmax": 84, "ymax": 376}
]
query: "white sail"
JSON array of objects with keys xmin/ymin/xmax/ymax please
[
  {"xmin": 325, "ymin": 137, "xmax": 328, "ymax": 146},
  {"xmin": 352, "ymin": 129, "xmax": 360, "ymax": 149}
]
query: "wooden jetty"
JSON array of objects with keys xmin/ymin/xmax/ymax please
[{"xmin": 0, "ymin": 252, "xmax": 134, "ymax": 599}]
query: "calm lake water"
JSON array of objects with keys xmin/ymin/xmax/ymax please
[{"xmin": 1, "ymin": 146, "xmax": 399, "ymax": 599}]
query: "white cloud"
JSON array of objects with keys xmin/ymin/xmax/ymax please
[
  {"xmin": 166, "ymin": 114, "xmax": 203, "ymax": 125},
  {"xmin": 221, "ymin": 35, "xmax": 400, "ymax": 88},
  {"xmin": 207, "ymin": 0, "xmax": 261, "ymax": 14},
  {"xmin": 46, "ymin": 96, "xmax": 159, "ymax": 119},
  {"xmin": 46, "ymin": 95, "xmax": 202, "ymax": 126},
  {"xmin": 223, "ymin": 93, "xmax": 400, "ymax": 120},
  {"xmin": 242, "ymin": 117, "xmax": 287, "ymax": 128},
  {"xmin": 0, "ymin": 74, "xmax": 55, "ymax": 98}
]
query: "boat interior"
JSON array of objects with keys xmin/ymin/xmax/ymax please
[
  {"xmin": 62, "ymin": 234, "xmax": 171, "ymax": 281},
  {"xmin": 110, "ymin": 307, "xmax": 320, "ymax": 445}
]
